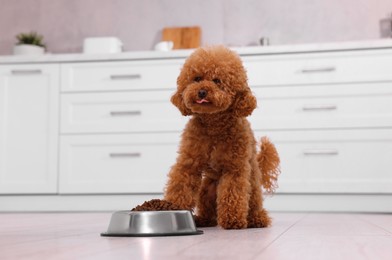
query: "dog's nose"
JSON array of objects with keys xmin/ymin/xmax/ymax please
[{"xmin": 198, "ymin": 89, "xmax": 208, "ymax": 99}]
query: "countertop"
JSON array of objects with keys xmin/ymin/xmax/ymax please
[{"xmin": 1, "ymin": 39, "xmax": 392, "ymax": 64}]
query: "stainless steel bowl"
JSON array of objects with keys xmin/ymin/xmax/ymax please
[{"xmin": 101, "ymin": 210, "xmax": 203, "ymax": 237}]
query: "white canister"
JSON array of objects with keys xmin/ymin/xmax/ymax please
[
  {"xmin": 83, "ymin": 37, "xmax": 123, "ymax": 54},
  {"xmin": 154, "ymin": 41, "xmax": 174, "ymax": 51}
]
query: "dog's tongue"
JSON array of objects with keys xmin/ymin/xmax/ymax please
[{"xmin": 196, "ymin": 99, "xmax": 210, "ymax": 104}]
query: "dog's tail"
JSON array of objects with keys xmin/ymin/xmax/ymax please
[{"xmin": 257, "ymin": 137, "xmax": 280, "ymax": 194}]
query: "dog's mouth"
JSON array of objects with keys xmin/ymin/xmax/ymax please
[{"xmin": 195, "ymin": 99, "xmax": 211, "ymax": 104}]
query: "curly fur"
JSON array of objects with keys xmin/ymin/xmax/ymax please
[{"xmin": 164, "ymin": 46, "xmax": 280, "ymax": 229}]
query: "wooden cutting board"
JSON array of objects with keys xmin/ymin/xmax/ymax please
[{"xmin": 162, "ymin": 26, "xmax": 201, "ymax": 49}]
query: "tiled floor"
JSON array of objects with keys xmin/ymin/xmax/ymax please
[{"xmin": 1, "ymin": 212, "xmax": 392, "ymax": 259}]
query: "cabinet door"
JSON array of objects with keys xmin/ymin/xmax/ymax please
[
  {"xmin": 0, "ymin": 65, "xmax": 59, "ymax": 194},
  {"xmin": 59, "ymin": 133, "xmax": 180, "ymax": 194},
  {"xmin": 60, "ymin": 91, "xmax": 188, "ymax": 134},
  {"xmin": 260, "ymin": 129, "xmax": 392, "ymax": 194},
  {"xmin": 61, "ymin": 60, "xmax": 183, "ymax": 92}
]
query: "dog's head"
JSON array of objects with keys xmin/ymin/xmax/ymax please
[{"xmin": 171, "ymin": 46, "xmax": 256, "ymax": 117}]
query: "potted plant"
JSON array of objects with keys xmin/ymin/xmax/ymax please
[{"xmin": 13, "ymin": 31, "xmax": 46, "ymax": 55}]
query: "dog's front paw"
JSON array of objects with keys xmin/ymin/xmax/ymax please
[
  {"xmin": 218, "ymin": 218, "xmax": 248, "ymax": 229},
  {"xmin": 194, "ymin": 215, "xmax": 217, "ymax": 227},
  {"xmin": 247, "ymin": 209, "xmax": 271, "ymax": 228}
]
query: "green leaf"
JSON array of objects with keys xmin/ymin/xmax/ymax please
[{"xmin": 15, "ymin": 31, "xmax": 46, "ymax": 48}]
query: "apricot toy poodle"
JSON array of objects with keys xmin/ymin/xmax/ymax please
[{"xmin": 162, "ymin": 46, "xmax": 280, "ymax": 229}]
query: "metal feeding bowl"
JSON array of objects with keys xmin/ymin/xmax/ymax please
[{"xmin": 101, "ymin": 210, "xmax": 203, "ymax": 237}]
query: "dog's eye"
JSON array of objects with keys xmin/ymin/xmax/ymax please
[
  {"xmin": 213, "ymin": 78, "xmax": 221, "ymax": 84},
  {"xmin": 194, "ymin": 76, "xmax": 202, "ymax": 82}
]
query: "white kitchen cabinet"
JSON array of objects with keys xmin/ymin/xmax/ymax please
[
  {"xmin": 61, "ymin": 60, "xmax": 183, "ymax": 92},
  {"xmin": 0, "ymin": 65, "xmax": 59, "ymax": 194},
  {"xmin": 59, "ymin": 133, "xmax": 180, "ymax": 193},
  {"xmin": 257, "ymin": 129, "xmax": 392, "ymax": 193},
  {"xmin": 60, "ymin": 90, "xmax": 187, "ymax": 134},
  {"xmin": 245, "ymin": 48, "xmax": 392, "ymax": 194},
  {"xmin": 1, "ymin": 40, "xmax": 392, "ymax": 211},
  {"xmin": 249, "ymin": 82, "xmax": 392, "ymax": 130},
  {"xmin": 244, "ymin": 49, "xmax": 392, "ymax": 86},
  {"xmin": 58, "ymin": 59, "xmax": 186, "ymax": 194}
]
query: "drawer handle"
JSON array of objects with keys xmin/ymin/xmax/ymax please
[
  {"xmin": 11, "ymin": 69, "xmax": 42, "ymax": 75},
  {"xmin": 110, "ymin": 74, "xmax": 141, "ymax": 80},
  {"xmin": 302, "ymin": 105, "xmax": 337, "ymax": 111},
  {"xmin": 303, "ymin": 149, "xmax": 339, "ymax": 156},
  {"xmin": 109, "ymin": 153, "xmax": 141, "ymax": 158},
  {"xmin": 300, "ymin": 67, "xmax": 336, "ymax": 74},
  {"xmin": 110, "ymin": 111, "xmax": 142, "ymax": 116}
]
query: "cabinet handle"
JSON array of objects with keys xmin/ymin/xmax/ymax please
[
  {"xmin": 109, "ymin": 153, "xmax": 141, "ymax": 158},
  {"xmin": 300, "ymin": 67, "xmax": 336, "ymax": 73},
  {"xmin": 110, "ymin": 74, "xmax": 141, "ymax": 80},
  {"xmin": 110, "ymin": 111, "xmax": 142, "ymax": 116},
  {"xmin": 11, "ymin": 69, "xmax": 42, "ymax": 75},
  {"xmin": 302, "ymin": 105, "xmax": 337, "ymax": 111},
  {"xmin": 303, "ymin": 149, "xmax": 339, "ymax": 156}
]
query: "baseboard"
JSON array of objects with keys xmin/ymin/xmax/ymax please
[
  {"xmin": 1, "ymin": 193, "xmax": 391, "ymax": 212},
  {"xmin": 0, "ymin": 194, "xmax": 162, "ymax": 212},
  {"xmin": 264, "ymin": 193, "xmax": 392, "ymax": 213}
]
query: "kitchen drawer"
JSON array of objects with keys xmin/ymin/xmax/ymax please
[
  {"xmin": 59, "ymin": 133, "xmax": 181, "ymax": 193},
  {"xmin": 61, "ymin": 59, "xmax": 183, "ymax": 92},
  {"xmin": 61, "ymin": 90, "xmax": 188, "ymax": 134},
  {"xmin": 249, "ymin": 82, "xmax": 392, "ymax": 130},
  {"xmin": 244, "ymin": 49, "xmax": 392, "ymax": 86},
  {"xmin": 260, "ymin": 129, "xmax": 392, "ymax": 194}
]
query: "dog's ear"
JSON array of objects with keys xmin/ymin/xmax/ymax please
[
  {"xmin": 232, "ymin": 88, "xmax": 257, "ymax": 117},
  {"xmin": 171, "ymin": 91, "xmax": 193, "ymax": 116}
]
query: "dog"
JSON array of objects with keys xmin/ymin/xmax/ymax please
[{"xmin": 164, "ymin": 46, "xmax": 280, "ymax": 229}]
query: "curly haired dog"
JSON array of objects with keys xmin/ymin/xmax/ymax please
[{"xmin": 164, "ymin": 46, "xmax": 280, "ymax": 229}]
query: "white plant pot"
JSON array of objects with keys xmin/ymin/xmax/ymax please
[{"xmin": 13, "ymin": 44, "xmax": 45, "ymax": 55}]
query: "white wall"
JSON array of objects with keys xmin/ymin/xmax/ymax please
[{"xmin": 0, "ymin": 0, "xmax": 391, "ymax": 55}]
